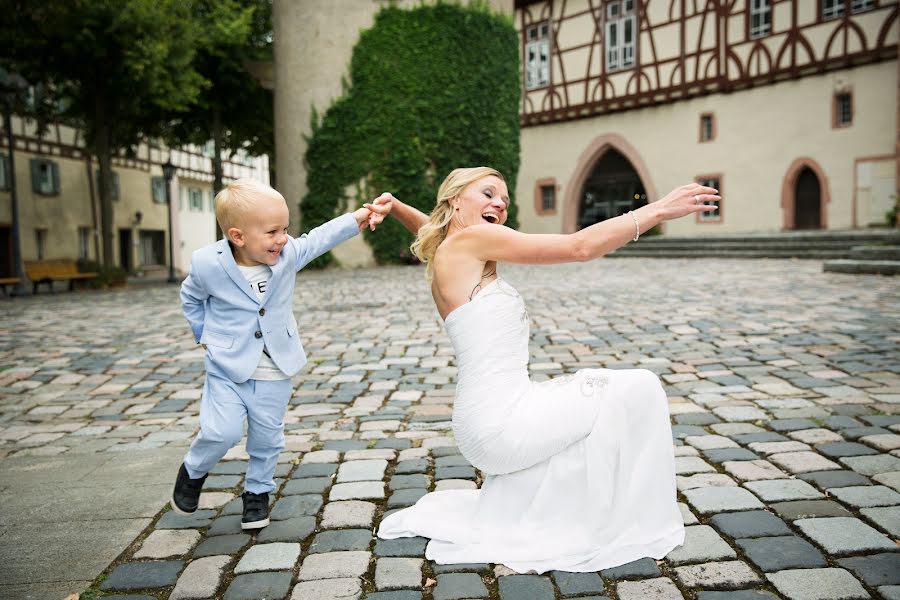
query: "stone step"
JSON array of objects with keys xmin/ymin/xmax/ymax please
[
  {"xmin": 629, "ymin": 230, "xmax": 900, "ymax": 245},
  {"xmin": 605, "ymin": 230, "xmax": 900, "ymax": 259},
  {"xmin": 609, "ymin": 248, "xmax": 849, "ymax": 259},
  {"xmin": 822, "ymin": 259, "xmax": 900, "ymax": 275},
  {"xmin": 848, "ymin": 245, "xmax": 900, "ymax": 261}
]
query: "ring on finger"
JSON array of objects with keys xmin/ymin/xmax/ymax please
[{"xmin": 693, "ymin": 194, "xmax": 701, "ymax": 203}]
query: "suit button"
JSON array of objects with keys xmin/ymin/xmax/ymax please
[
  {"xmin": 259, "ymin": 308, "xmax": 265, "ymax": 316},
  {"xmin": 255, "ymin": 331, "xmax": 262, "ymax": 339}
]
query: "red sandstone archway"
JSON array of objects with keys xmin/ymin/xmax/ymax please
[
  {"xmin": 781, "ymin": 158, "xmax": 831, "ymax": 230},
  {"xmin": 564, "ymin": 133, "xmax": 658, "ymax": 234}
]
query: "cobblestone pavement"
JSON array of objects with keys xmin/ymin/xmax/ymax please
[{"xmin": 2, "ymin": 259, "xmax": 899, "ymax": 600}]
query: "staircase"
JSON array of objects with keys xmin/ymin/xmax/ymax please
[
  {"xmin": 823, "ymin": 244, "xmax": 900, "ymax": 275},
  {"xmin": 607, "ymin": 229, "xmax": 900, "ymax": 266}
]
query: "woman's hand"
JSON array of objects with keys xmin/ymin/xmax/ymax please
[{"xmin": 651, "ymin": 183, "xmax": 721, "ymax": 221}]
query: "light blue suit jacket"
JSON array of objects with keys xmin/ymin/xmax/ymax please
[{"xmin": 181, "ymin": 213, "xmax": 359, "ymax": 383}]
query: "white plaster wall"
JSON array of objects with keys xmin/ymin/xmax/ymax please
[{"xmin": 516, "ymin": 60, "xmax": 896, "ymax": 234}]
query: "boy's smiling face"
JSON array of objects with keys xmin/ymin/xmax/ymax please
[{"xmin": 228, "ymin": 195, "xmax": 290, "ymax": 267}]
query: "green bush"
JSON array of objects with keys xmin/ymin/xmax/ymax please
[
  {"xmin": 76, "ymin": 259, "xmax": 127, "ymax": 288},
  {"xmin": 302, "ymin": 2, "xmax": 520, "ymax": 266}
]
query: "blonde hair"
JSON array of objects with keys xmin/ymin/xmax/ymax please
[
  {"xmin": 411, "ymin": 166, "xmax": 504, "ymax": 280},
  {"xmin": 215, "ymin": 178, "xmax": 286, "ymax": 232}
]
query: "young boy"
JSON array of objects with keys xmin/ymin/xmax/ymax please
[{"xmin": 171, "ymin": 178, "xmax": 391, "ymax": 530}]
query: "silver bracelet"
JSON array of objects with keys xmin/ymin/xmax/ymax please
[{"xmin": 628, "ymin": 211, "xmax": 640, "ymax": 242}]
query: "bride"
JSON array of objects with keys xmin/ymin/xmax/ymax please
[{"xmin": 369, "ymin": 166, "xmax": 720, "ymax": 573}]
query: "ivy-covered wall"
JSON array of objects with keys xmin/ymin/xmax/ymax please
[{"xmin": 302, "ymin": 2, "xmax": 520, "ymax": 266}]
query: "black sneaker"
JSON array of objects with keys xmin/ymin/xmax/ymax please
[
  {"xmin": 170, "ymin": 463, "xmax": 207, "ymax": 515},
  {"xmin": 241, "ymin": 491, "xmax": 270, "ymax": 530}
]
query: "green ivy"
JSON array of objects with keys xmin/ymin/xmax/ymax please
[{"xmin": 302, "ymin": 2, "xmax": 520, "ymax": 266}]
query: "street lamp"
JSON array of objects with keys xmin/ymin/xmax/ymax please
[
  {"xmin": 0, "ymin": 67, "xmax": 31, "ymax": 296},
  {"xmin": 162, "ymin": 158, "xmax": 177, "ymax": 283}
]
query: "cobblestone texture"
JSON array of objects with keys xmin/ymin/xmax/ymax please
[{"xmin": 3, "ymin": 261, "xmax": 898, "ymax": 599}]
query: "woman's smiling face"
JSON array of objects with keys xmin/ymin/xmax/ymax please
[{"xmin": 455, "ymin": 175, "xmax": 509, "ymax": 228}]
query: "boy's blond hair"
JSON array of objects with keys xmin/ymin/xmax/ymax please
[{"xmin": 215, "ymin": 178, "xmax": 286, "ymax": 232}]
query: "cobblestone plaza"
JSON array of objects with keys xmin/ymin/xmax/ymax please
[{"xmin": 1, "ymin": 259, "xmax": 898, "ymax": 599}]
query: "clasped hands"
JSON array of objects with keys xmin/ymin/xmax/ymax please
[{"xmin": 354, "ymin": 192, "xmax": 397, "ymax": 231}]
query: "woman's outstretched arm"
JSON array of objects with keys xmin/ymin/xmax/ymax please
[
  {"xmin": 366, "ymin": 194, "xmax": 429, "ymax": 235},
  {"xmin": 451, "ymin": 182, "xmax": 720, "ymax": 265}
]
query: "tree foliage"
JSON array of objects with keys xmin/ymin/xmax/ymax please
[
  {"xmin": 163, "ymin": 0, "xmax": 274, "ymax": 194},
  {"xmin": 0, "ymin": 0, "xmax": 270, "ymax": 264},
  {"xmin": 303, "ymin": 3, "xmax": 520, "ymax": 266}
]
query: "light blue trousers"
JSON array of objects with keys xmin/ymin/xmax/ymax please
[{"xmin": 183, "ymin": 367, "xmax": 292, "ymax": 494}]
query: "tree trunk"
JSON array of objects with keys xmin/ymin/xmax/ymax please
[
  {"xmin": 212, "ymin": 106, "xmax": 223, "ymax": 239},
  {"xmin": 94, "ymin": 97, "xmax": 115, "ymax": 267}
]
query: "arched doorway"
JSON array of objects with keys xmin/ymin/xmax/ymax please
[
  {"xmin": 794, "ymin": 167, "xmax": 822, "ymax": 229},
  {"xmin": 578, "ymin": 149, "xmax": 647, "ymax": 229}
]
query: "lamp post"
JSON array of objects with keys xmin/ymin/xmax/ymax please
[
  {"xmin": 0, "ymin": 68, "xmax": 30, "ymax": 296},
  {"xmin": 162, "ymin": 158, "xmax": 177, "ymax": 283}
]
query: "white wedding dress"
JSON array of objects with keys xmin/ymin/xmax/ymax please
[{"xmin": 378, "ymin": 278, "xmax": 684, "ymax": 573}]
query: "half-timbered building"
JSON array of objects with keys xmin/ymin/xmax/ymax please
[{"xmin": 514, "ymin": 0, "xmax": 897, "ymax": 234}]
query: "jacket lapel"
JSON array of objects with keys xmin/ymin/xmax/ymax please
[
  {"xmin": 216, "ymin": 239, "xmax": 259, "ymax": 304},
  {"xmin": 258, "ymin": 252, "xmax": 288, "ymax": 309}
]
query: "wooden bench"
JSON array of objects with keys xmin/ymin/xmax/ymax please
[
  {"xmin": 0, "ymin": 276, "xmax": 21, "ymax": 296},
  {"xmin": 24, "ymin": 259, "xmax": 98, "ymax": 294}
]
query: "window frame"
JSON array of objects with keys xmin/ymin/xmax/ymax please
[
  {"xmin": 833, "ymin": 91, "xmax": 853, "ymax": 128},
  {"xmin": 695, "ymin": 175, "xmax": 723, "ymax": 223},
  {"xmin": 189, "ymin": 187, "xmax": 204, "ymax": 212},
  {"xmin": 31, "ymin": 158, "xmax": 61, "ymax": 196},
  {"xmin": 850, "ymin": 0, "xmax": 875, "ymax": 14},
  {"xmin": 534, "ymin": 177, "xmax": 558, "ymax": 216},
  {"xmin": 524, "ymin": 21, "xmax": 551, "ymax": 90},
  {"xmin": 748, "ymin": 0, "xmax": 772, "ymax": 39},
  {"xmin": 699, "ymin": 113, "xmax": 716, "ymax": 143},
  {"xmin": 821, "ymin": 0, "xmax": 846, "ymax": 20},
  {"xmin": 605, "ymin": 0, "xmax": 637, "ymax": 73},
  {"xmin": 151, "ymin": 176, "xmax": 167, "ymax": 204}
]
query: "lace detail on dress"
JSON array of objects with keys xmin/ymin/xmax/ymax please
[{"xmin": 543, "ymin": 372, "xmax": 609, "ymax": 397}]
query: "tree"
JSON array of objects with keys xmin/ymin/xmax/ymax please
[
  {"xmin": 1, "ymin": 0, "xmax": 212, "ymax": 266},
  {"xmin": 163, "ymin": 0, "xmax": 274, "ymax": 224}
]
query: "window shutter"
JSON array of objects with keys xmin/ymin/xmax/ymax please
[
  {"xmin": 30, "ymin": 158, "xmax": 41, "ymax": 193},
  {"xmin": 51, "ymin": 161, "xmax": 61, "ymax": 194},
  {"xmin": 0, "ymin": 154, "xmax": 9, "ymax": 191}
]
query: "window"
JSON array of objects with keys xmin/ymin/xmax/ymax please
[
  {"xmin": 541, "ymin": 185, "xmax": 555, "ymax": 212},
  {"xmin": 525, "ymin": 22, "xmax": 550, "ymax": 90},
  {"xmin": 30, "ymin": 159, "xmax": 60, "ymax": 196},
  {"xmin": 822, "ymin": 0, "xmax": 844, "ymax": 19},
  {"xmin": 78, "ymin": 227, "xmax": 92, "ymax": 260},
  {"xmin": 696, "ymin": 176, "xmax": 722, "ymax": 223},
  {"xmin": 35, "ymin": 228, "xmax": 47, "ymax": 259},
  {"xmin": 749, "ymin": 0, "xmax": 771, "ymax": 38},
  {"xmin": 151, "ymin": 177, "xmax": 167, "ymax": 204},
  {"xmin": 851, "ymin": 0, "xmax": 874, "ymax": 12},
  {"xmin": 700, "ymin": 113, "xmax": 715, "ymax": 142},
  {"xmin": 208, "ymin": 189, "xmax": 216, "ymax": 212},
  {"xmin": 834, "ymin": 92, "xmax": 852, "ymax": 127},
  {"xmin": 533, "ymin": 178, "xmax": 557, "ymax": 215},
  {"xmin": 189, "ymin": 187, "xmax": 204, "ymax": 211},
  {"xmin": 95, "ymin": 169, "xmax": 120, "ymax": 201},
  {"xmin": 606, "ymin": 0, "xmax": 636, "ymax": 72},
  {"xmin": 0, "ymin": 154, "xmax": 10, "ymax": 191}
]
